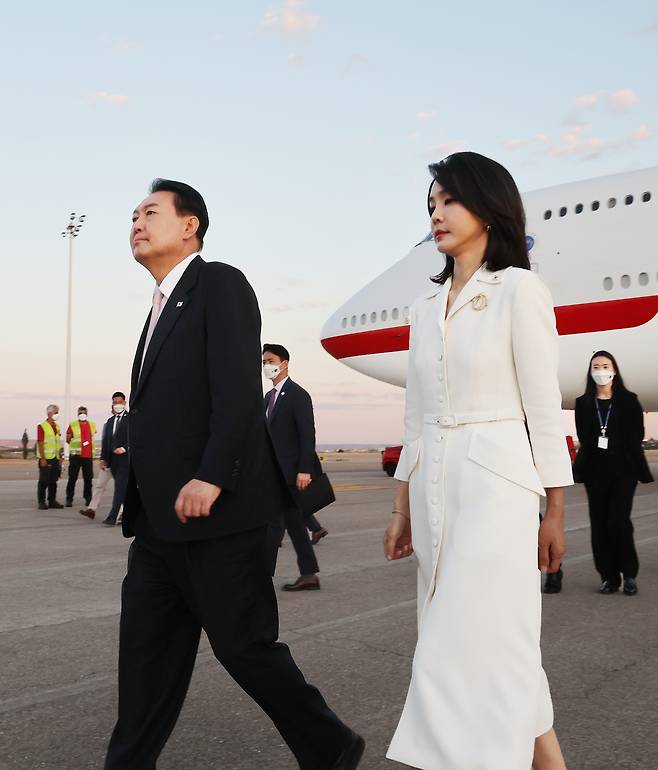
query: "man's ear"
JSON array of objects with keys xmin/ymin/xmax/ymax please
[{"xmin": 182, "ymin": 215, "xmax": 200, "ymax": 242}]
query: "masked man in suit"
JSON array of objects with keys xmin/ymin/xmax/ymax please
[
  {"xmin": 100, "ymin": 392, "xmax": 129, "ymax": 526},
  {"xmin": 103, "ymin": 179, "xmax": 364, "ymax": 770}
]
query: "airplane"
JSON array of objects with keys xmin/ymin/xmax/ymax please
[{"xmin": 321, "ymin": 166, "xmax": 658, "ymax": 411}]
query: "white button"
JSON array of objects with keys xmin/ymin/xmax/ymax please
[
  {"xmin": 438, "ymin": 395, "xmax": 444, "ymax": 402},
  {"xmin": 432, "ymin": 518, "xmax": 439, "ymax": 525},
  {"xmin": 439, "ymin": 354, "xmax": 443, "ymax": 361},
  {"xmin": 433, "ymin": 456, "xmax": 439, "ymax": 462},
  {"xmin": 431, "ymin": 498, "xmax": 438, "ymax": 505},
  {"xmin": 432, "ymin": 477, "xmax": 438, "ymax": 483},
  {"xmin": 432, "ymin": 538, "xmax": 438, "ymax": 547},
  {"xmin": 439, "ymin": 373, "xmax": 444, "ymax": 381}
]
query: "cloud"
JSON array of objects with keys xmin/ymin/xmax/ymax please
[
  {"xmin": 428, "ymin": 140, "xmax": 465, "ymax": 157},
  {"xmin": 503, "ymin": 138, "xmax": 530, "ymax": 151},
  {"xmin": 606, "ymin": 89, "xmax": 639, "ymax": 112},
  {"xmin": 574, "ymin": 92, "xmax": 602, "ymax": 108},
  {"xmin": 288, "ymin": 52, "xmax": 305, "ymax": 66},
  {"xmin": 262, "ymin": 0, "xmax": 320, "ymax": 35},
  {"xmin": 545, "ymin": 124, "xmax": 650, "ymax": 161},
  {"xmin": 416, "ymin": 111, "xmax": 435, "ymax": 121},
  {"xmin": 630, "ymin": 124, "xmax": 650, "ymax": 141},
  {"xmin": 93, "ymin": 91, "xmax": 129, "ymax": 107},
  {"xmin": 534, "ymin": 133, "xmax": 549, "ymax": 143}
]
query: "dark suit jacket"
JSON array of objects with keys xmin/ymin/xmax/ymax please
[
  {"xmin": 265, "ymin": 378, "xmax": 320, "ymax": 487},
  {"xmin": 100, "ymin": 413, "xmax": 130, "ymax": 469},
  {"xmin": 123, "ymin": 256, "xmax": 285, "ymax": 541},
  {"xmin": 573, "ymin": 390, "xmax": 653, "ymax": 484}
]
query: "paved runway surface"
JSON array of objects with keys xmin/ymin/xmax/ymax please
[{"xmin": 1, "ymin": 455, "xmax": 657, "ymax": 770}]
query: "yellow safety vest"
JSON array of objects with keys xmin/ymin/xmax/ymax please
[
  {"xmin": 37, "ymin": 420, "xmax": 62, "ymax": 460},
  {"xmin": 68, "ymin": 419, "xmax": 97, "ymax": 455}
]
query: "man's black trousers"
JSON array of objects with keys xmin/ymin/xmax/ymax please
[
  {"xmin": 37, "ymin": 459, "xmax": 60, "ymax": 504},
  {"xmin": 66, "ymin": 455, "xmax": 93, "ymax": 504},
  {"xmin": 107, "ymin": 457, "xmax": 130, "ymax": 521},
  {"xmin": 104, "ymin": 516, "xmax": 351, "ymax": 770},
  {"xmin": 268, "ymin": 488, "xmax": 319, "ymax": 577}
]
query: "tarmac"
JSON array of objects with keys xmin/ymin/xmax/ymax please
[{"xmin": 0, "ymin": 454, "xmax": 657, "ymax": 770}]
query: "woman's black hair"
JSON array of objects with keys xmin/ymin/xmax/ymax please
[
  {"xmin": 427, "ymin": 152, "xmax": 530, "ymax": 284},
  {"xmin": 584, "ymin": 350, "xmax": 629, "ymax": 399}
]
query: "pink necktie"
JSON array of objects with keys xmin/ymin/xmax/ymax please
[
  {"xmin": 140, "ymin": 288, "xmax": 165, "ymax": 375},
  {"xmin": 267, "ymin": 388, "xmax": 278, "ymax": 420}
]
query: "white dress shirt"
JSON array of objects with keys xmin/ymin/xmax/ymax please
[
  {"xmin": 267, "ymin": 376, "xmax": 288, "ymax": 417},
  {"xmin": 158, "ymin": 251, "xmax": 200, "ymax": 307}
]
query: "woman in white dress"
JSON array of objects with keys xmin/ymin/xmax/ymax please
[{"xmin": 384, "ymin": 152, "xmax": 573, "ymax": 770}]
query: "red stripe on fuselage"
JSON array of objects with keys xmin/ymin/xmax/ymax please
[{"xmin": 321, "ymin": 295, "xmax": 658, "ymax": 360}]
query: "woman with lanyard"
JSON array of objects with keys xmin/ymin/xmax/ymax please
[{"xmin": 573, "ymin": 350, "xmax": 653, "ymax": 595}]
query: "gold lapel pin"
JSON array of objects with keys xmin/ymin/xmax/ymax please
[{"xmin": 471, "ymin": 293, "xmax": 488, "ymax": 311}]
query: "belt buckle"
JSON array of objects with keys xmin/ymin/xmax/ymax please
[{"xmin": 438, "ymin": 414, "xmax": 456, "ymax": 427}]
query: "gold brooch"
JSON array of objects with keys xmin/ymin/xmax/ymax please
[{"xmin": 471, "ymin": 293, "xmax": 488, "ymax": 311}]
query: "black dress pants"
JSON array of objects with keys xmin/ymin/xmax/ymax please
[
  {"xmin": 37, "ymin": 459, "xmax": 61, "ymax": 504},
  {"xmin": 585, "ymin": 471, "xmax": 639, "ymax": 585},
  {"xmin": 104, "ymin": 516, "xmax": 351, "ymax": 770},
  {"xmin": 66, "ymin": 455, "xmax": 93, "ymax": 504},
  {"xmin": 107, "ymin": 457, "xmax": 130, "ymax": 521},
  {"xmin": 268, "ymin": 488, "xmax": 320, "ymax": 577}
]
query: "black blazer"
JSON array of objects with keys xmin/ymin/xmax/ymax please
[
  {"xmin": 123, "ymin": 256, "xmax": 285, "ymax": 541},
  {"xmin": 265, "ymin": 379, "xmax": 320, "ymax": 486},
  {"xmin": 573, "ymin": 390, "xmax": 653, "ymax": 484},
  {"xmin": 100, "ymin": 413, "xmax": 130, "ymax": 469}
]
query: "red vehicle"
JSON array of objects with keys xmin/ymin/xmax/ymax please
[
  {"xmin": 384, "ymin": 437, "xmax": 576, "ymax": 477},
  {"xmin": 382, "ymin": 445, "xmax": 402, "ymax": 477}
]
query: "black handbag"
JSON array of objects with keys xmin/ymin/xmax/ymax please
[{"xmin": 297, "ymin": 467, "xmax": 336, "ymax": 517}]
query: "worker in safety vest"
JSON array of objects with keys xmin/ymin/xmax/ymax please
[
  {"xmin": 66, "ymin": 406, "xmax": 97, "ymax": 507},
  {"xmin": 36, "ymin": 404, "xmax": 63, "ymax": 510}
]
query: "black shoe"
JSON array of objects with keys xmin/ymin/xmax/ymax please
[
  {"xmin": 48, "ymin": 501, "xmax": 64, "ymax": 509},
  {"xmin": 599, "ymin": 580, "xmax": 619, "ymax": 594},
  {"xmin": 543, "ymin": 569, "xmax": 563, "ymax": 594},
  {"xmin": 623, "ymin": 577, "xmax": 638, "ymax": 596},
  {"xmin": 327, "ymin": 732, "xmax": 365, "ymax": 770},
  {"xmin": 102, "ymin": 517, "xmax": 117, "ymax": 527},
  {"xmin": 282, "ymin": 575, "xmax": 320, "ymax": 591},
  {"xmin": 65, "ymin": 500, "xmax": 73, "ymax": 508},
  {"xmin": 38, "ymin": 502, "xmax": 48, "ymax": 510}
]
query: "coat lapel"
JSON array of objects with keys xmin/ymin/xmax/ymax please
[
  {"xmin": 269, "ymin": 379, "xmax": 292, "ymax": 424},
  {"xmin": 131, "ymin": 256, "xmax": 203, "ymax": 403},
  {"xmin": 445, "ymin": 266, "xmax": 505, "ymax": 322}
]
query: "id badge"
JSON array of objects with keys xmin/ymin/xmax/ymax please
[
  {"xmin": 598, "ymin": 436, "xmax": 609, "ymax": 450},
  {"xmin": 83, "ymin": 441, "xmax": 89, "ymax": 447}
]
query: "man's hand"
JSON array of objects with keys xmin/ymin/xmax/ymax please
[
  {"xmin": 296, "ymin": 473, "xmax": 312, "ymax": 491},
  {"xmin": 175, "ymin": 479, "xmax": 222, "ymax": 524},
  {"xmin": 99, "ymin": 460, "xmax": 107, "ymax": 470},
  {"xmin": 39, "ymin": 459, "xmax": 48, "ymax": 468},
  {"xmin": 113, "ymin": 447, "xmax": 127, "ymax": 455}
]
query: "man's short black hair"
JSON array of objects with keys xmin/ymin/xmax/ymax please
[
  {"xmin": 149, "ymin": 178, "xmax": 209, "ymax": 248},
  {"xmin": 262, "ymin": 343, "xmax": 290, "ymax": 362},
  {"xmin": 112, "ymin": 391, "xmax": 126, "ymax": 400},
  {"xmin": 77, "ymin": 406, "xmax": 88, "ymax": 412}
]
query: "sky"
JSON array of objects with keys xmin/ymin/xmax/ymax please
[{"xmin": 1, "ymin": 0, "xmax": 657, "ymax": 444}]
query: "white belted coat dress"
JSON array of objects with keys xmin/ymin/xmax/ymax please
[{"xmin": 386, "ymin": 266, "xmax": 573, "ymax": 770}]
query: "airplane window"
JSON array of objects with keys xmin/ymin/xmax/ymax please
[
  {"xmin": 341, "ymin": 317, "xmax": 347, "ymax": 329},
  {"xmin": 638, "ymin": 272, "xmax": 649, "ymax": 286},
  {"xmin": 625, "ymin": 195, "xmax": 634, "ymax": 205},
  {"xmin": 603, "ymin": 277, "xmax": 613, "ymax": 291},
  {"xmin": 559, "ymin": 207, "xmax": 567, "ymax": 217},
  {"xmin": 351, "ymin": 315, "xmax": 357, "ymax": 327},
  {"xmin": 360, "ymin": 313, "xmax": 366, "ymax": 325},
  {"xmin": 608, "ymin": 197, "xmax": 617, "ymax": 208},
  {"xmin": 403, "ymin": 306, "xmax": 410, "ymax": 320},
  {"xmin": 620, "ymin": 274, "xmax": 631, "ymax": 288},
  {"xmin": 575, "ymin": 203, "xmax": 583, "ymax": 214},
  {"xmin": 591, "ymin": 201, "xmax": 600, "ymax": 211},
  {"xmin": 544, "ymin": 210, "xmax": 552, "ymax": 220},
  {"xmin": 370, "ymin": 311, "xmax": 377, "ymax": 323},
  {"xmin": 392, "ymin": 307, "xmax": 400, "ymax": 320},
  {"xmin": 381, "ymin": 310, "xmax": 388, "ymax": 322},
  {"xmin": 642, "ymin": 191, "xmax": 651, "ymax": 202}
]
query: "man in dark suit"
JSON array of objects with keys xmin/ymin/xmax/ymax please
[
  {"xmin": 104, "ymin": 179, "xmax": 364, "ymax": 770},
  {"xmin": 263, "ymin": 344, "xmax": 327, "ymax": 590},
  {"xmin": 100, "ymin": 392, "xmax": 129, "ymax": 526}
]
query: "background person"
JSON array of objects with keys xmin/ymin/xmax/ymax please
[
  {"xmin": 65, "ymin": 406, "xmax": 96, "ymax": 508},
  {"xmin": 99, "ymin": 392, "xmax": 129, "ymax": 526},
  {"xmin": 573, "ymin": 350, "xmax": 653, "ymax": 595},
  {"xmin": 36, "ymin": 404, "xmax": 64, "ymax": 510}
]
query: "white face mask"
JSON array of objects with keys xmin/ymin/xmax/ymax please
[
  {"xmin": 51, "ymin": 413, "xmax": 59, "ymax": 421},
  {"xmin": 113, "ymin": 403, "xmax": 126, "ymax": 414},
  {"xmin": 263, "ymin": 363, "xmax": 281, "ymax": 380},
  {"xmin": 591, "ymin": 370, "xmax": 614, "ymax": 386},
  {"xmin": 78, "ymin": 413, "xmax": 88, "ymax": 421}
]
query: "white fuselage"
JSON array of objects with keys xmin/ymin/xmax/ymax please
[{"xmin": 321, "ymin": 167, "xmax": 658, "ymax": 410}]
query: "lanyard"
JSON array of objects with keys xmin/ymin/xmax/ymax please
[{"xmin": 595, "ymin": 400, "xmax": 612, "ymax": 436}]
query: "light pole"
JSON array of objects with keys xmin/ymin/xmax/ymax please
[{"xmin": 60, "ymin": 213, "xmax": 86, "ymax": 459}]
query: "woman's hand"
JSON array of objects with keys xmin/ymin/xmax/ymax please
[
  {"xmin": 539, "ymin": 487, "xmax": 566, "ymax": 573},
  {"xmin": 383, "ymin": 512, "xmax": 414, "ymax": 561}
]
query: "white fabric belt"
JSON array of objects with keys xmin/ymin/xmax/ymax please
[{"xmin": 423, "ymin": 410, "xmax": 525, "ymax": 427}]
